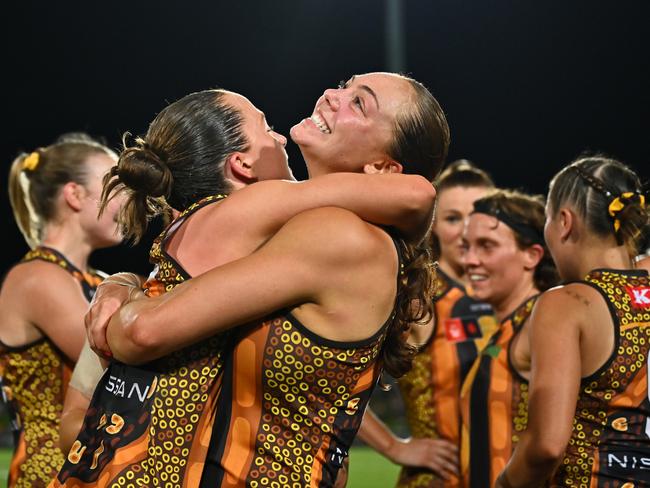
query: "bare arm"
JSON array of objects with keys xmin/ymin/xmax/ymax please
[
  {"xmin": 59, "ymin": 337, "xmax": 107, "ymax": 453},
  {"xmin": 104, "ymin": 207, "xmax": 378, "ymax": 363},
  {"xmin": 226, "ymin": 173, "xmax": 436, "ymax": 245},
  {"xmin": 497, "ymin": 288, "xmax": 583, "ymax": 487},
  {"xmin": 0, "ymin": 262, "xmax": 91, "ymax": 362},
  {"xmin": 357, "ymin": 408, "xmax": 458, "ymax": 479}
]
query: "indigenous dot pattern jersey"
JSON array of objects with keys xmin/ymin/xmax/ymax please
[
  {"xmin": 553, "ymin": 268, "xmax": 650, "ymax": 487},
  {"xmin": 0, "ymin": 247, "xmax": 104, "ymax": 488},
  {"xmin": 396, "ymin": 269, "xmax": 496, "ymax": 488},
  {"xmin": 51, "ymin": 195, "xmax": 230, "ymax": 488},
  {"xmin": 461, "ymin": 295, "xmax": 538, "ymax": 488},
  {"xmin": 199, "ymin": 240, "xmax": 404, "ymax": 488}
]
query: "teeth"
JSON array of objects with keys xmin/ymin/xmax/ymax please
[
  {"xmin": 469, "ymin": 274, "xmax": 487, "ymax": 282},
  {"xmin": 310, "ymin": 113, "xmax": 331, "ymax": 134}
]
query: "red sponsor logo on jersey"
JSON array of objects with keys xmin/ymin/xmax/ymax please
[
  {"xmin": 444, "ymin": 318, "xmax": 467, "ymax": 342},
  {"xmin": 626, "ymin": 286, "xmax": 650, "ymax": 308}
]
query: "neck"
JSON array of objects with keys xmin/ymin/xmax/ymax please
[
  {"xmin": 572, "ymin": 237, "xmax": 633, "ymax": 279},
  {"xmin": 494, "ymin": 277, "xmax": 538, "ymax": 322},
  {"xmin": 438, "ymin": 258, "xmax": 466, "ymax": 285},
  {"xmin": 40, "ymin": 222, "xmax": 93, "ymax": 272}
]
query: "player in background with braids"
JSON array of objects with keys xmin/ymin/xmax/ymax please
[
  {"xmin": 497, "ymin": 155, "xmax": 650, "ymax": 487},
  {"xmin": 0, "ymin": 134, "xmax": 124, "ymax": 487},
  {"xmin": 356, "ymin": 159, "xmax": 496, "ymax": 487}
]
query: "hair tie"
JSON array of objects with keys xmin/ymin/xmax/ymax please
[
  {"xmin": 22, "ymin": 152, "xmax": 40, "ymax": 171},
  {"xmin": 608, "ymin": 191, "xmax": 645, "ymax": 233}
]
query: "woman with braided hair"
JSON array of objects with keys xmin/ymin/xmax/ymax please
[
  {"xmin": 0, "ymin": 134, "xmax": 124, "ymax": 487},
  {"xmin": 497, "ymin": 155, "xmax": 650, "ymax": 487}
]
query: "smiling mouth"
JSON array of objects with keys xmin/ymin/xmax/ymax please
[
  {"xmin": 309, "ymin": 113, "xmax": 331, "ymax": 134},
  {"xmin": 469, "ymin": 273, "xmax": 488, "ymax": 283}
]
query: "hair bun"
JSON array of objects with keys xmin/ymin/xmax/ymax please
[{"xmin": 117, "ymin": 141, "xmax": 173, "ymax": 199}]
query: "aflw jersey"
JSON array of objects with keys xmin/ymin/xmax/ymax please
[
  {"xmin": 198, "ymin": 233, "xmax": 405, "ymax": 488},
  {"xmin": 0, "ymin": 247, "xmax": 104, "ymax": 488},
  {"xmin": 52, "ymin": 195, "xmax": 230, "ymax": 488},
  {"xmin": 553, "ymin": 268, "xmax": 650, "ymax": 487},
  {"xmin": 200, "ymin": 313, "xmax": 391, "ymax": 487},
  {"xmin": 396, "ymin": 270, "xmax": 496, "ymax": 488},
  {"xmin": 460, "ymin": 295, "xmax": 538, "ymax": 488}
]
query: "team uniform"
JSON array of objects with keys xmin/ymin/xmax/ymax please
[
  {"xmin": 198, "ymin": 237, "xmax": 406, "ymax": 487},
  {"xmin": 553, "ymin": 268, "xmax": 650, "ymax": 487},
  {"xmin": 0, "ymin": 247, "xmax": 104, "ymax": 487},
  {"xmin": 53, "ymin": 194, "xmax": 404, "ymax": 488},
  {"xmin": 396, "ymin": 270, "xmax": 495, "ymax": 487},
  {"xmin": 51, "ymin": 195, "xmax": 229, "ymax": 488},
  {"xmin": 460, "ymin": 295, "xmax": 538, "ymax": 488}
]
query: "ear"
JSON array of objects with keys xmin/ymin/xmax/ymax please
[
  {"xmin": 522, "ymin": 243, "xmax": 544, "ymax": 271},
  {"xmin": 225, "ymin": 153, "xmax": 257, "ymax": 184},
  {"xmin": 363, "ymin": 158, "xmax": 403, "ymax": 175},
  {"xmin": 558, "ymin": 208, "xmax": 574, "ymax": 242},
  {"xmin": 62, "ymin": 182, "xmax": 84, "ymax": 212}
]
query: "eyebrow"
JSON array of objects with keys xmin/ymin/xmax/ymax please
[{"xmin": 347, "ymin": 75, "xmax": 380, "ymax": 110}]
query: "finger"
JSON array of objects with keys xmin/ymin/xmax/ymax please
[
  {"xmin": 432, "ymin": 448, "xmax": 458, "ymax": 466},
  {"xmin": 432, "ymin": 440, "xmax": 458, "ymax": 454},
  {"xmin": 89, "ymin": 304, "xmax": 113, "ymax": 358}
]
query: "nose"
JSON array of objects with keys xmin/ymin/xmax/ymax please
[
  {"xmin": 323, "ymin": 88, "xmax": 340, "ymax": 111},
  {"xmin": 273, "ymin": 131, "xmax": 287, "ymax": 147},
  {"xmin": 464, "ymin": 245, "xmax": 480, "ymax": 268}
]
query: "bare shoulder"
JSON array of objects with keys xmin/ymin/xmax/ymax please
[
  {"xmin": 532, "ymin": 283, "xmax": 607, "ymax": 330},
  {"xmin": 282, "ymin": 207, "xmax": 395, "ymax": 261},
  {"xmin": 2, "ymin": 260, "xmax": 83, "ymax": 304}
]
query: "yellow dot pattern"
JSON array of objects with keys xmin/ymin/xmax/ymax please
[
  {"xmin": 246, "ymin": 315, "xmax": 386, "ymax": 487},
  {"xmin": 554, "ymin": 270, "xmax": 650, "ymax": 487},
  {"xmin": 106, "ymin": 195, "xmax": 230, "ymax": 487},
  {"xmin": 0, "ymin": 248, "xmax": 102, "ymax": 487}
]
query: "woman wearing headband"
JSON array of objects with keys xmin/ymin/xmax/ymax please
[
  {"xmin": 0, "ymin": 134, "xmax": 124, "ymax": 487},
  {"xmin": 459, "ymin": 189, "xmax": 558, "ymax": 487},
  {"xmin": 496, "ymin": 156, "xmax": 650, "ymax": 487}
]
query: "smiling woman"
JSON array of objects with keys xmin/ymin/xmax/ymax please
[
  {"xmin": 459, "ymin": 189, "xmax": 558, "ymax": 487},
  {"xmin": 53, "ymin": 74, "xmax": 448, "ymax": 488}
]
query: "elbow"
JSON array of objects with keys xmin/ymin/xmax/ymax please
[
  {"xmin": 409, "ymin": 176, "xmax": 437, "ymax": 213},
  {"xmin": 525, "ymin": 438, "xmax": 566, "ymax": 471},
  {"xmin": 110, "ymin": 308, "xmax": 161, "ymax": 364}
]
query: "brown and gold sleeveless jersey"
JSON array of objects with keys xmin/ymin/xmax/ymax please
[
  {"xmin": 553, "ymin": 268, "xmax": 650, "ymax": 487},
  {"xmin": 396, "ymin": 270, "xmax": 496, "ymax": 488},
  {"xmin": 199, "ymin": 237, "xmax": 404, "ymax": 488},
  {"xmin": 52, "ymin": 195, "xmax": 230, "ymax": 488},
  {"xmin": 0, "ymin": 247, "xmax": 104, "ymax": 488},
  {"xmin": 460, "ymin": 295, "xmax": 538, "ymax": 488}
]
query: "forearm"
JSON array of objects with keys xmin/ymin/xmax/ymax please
[
  {"xmin": 499, "ymin": 433, "xmax": 561, "ymax": 488},
  {"xmin": 301, "ymin": 173, "xmax": 435, "ymax": 242},
  {"xmin": 251, "ymin": 174, "xmax": 435, "ymax": 244},
  {"xmin": 59, "ymin": 408, "xmax": 87, "ymax": 454},
  {"xmin": 59, "ymin": 387, "xmax": 91, "ymax": 454},
  {"xmin": 357, "ymin": 408, "xmax": 402, "ymax": 462}
]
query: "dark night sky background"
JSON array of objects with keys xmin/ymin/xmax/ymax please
[{"xmin": 2, "ymin": 0, "xmax": 648, "ymax": 277}]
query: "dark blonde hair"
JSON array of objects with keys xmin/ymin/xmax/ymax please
[
  {"xmin": 8, "ymin": 134, "xmax": 116, "ymax": 249},
  {"xmin": 387, "ymin": 75, "xmax": 450, "ymax": 182},
  {"xmin": 430, "ymin": 159, "xmax": 495, "ymax": 260},
  {"xmin": 380, "ymin": 74, "xmax": 450, "ymax": 378},
  {"xmin": 473, "ymin": 189, "xmax": 559, "ymax": 292},
  {"xmin": 100, "ymin": 89, "xmax": 249, "ymax": 243},
  {"xmin": 548, "ymin": 155, "xmax": 648, "ymax": 258}
]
